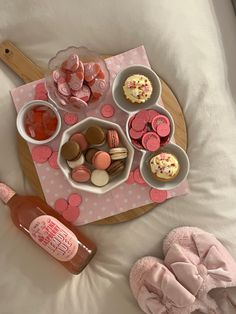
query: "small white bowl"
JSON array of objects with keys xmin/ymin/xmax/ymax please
[
  {"xmin": 112, "ymin": 65, "xmax": 162, "ymax": 114},
  {"xmin": 58, "ymin": 117, "xmax": 134, "ymax": 194},
  {"xmin": 16, "ymin": 100, "xmax": 61, "ymax": 145},
  {"xmin": 125, "ymin": 104, "xmax": 175, "ymax": 152},
  {"xmin": 140, "ymin": 142, "xmax": 190, "ymax": 190}
]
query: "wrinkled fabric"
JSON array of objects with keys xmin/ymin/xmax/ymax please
[{"xmin": 1, "ymin": 0, "xmax": 236, "ymax": 314}]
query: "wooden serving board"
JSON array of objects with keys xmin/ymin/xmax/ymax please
[{"xmin": 0, "ymin": 40, "xmax": 187, "ymax": 225}]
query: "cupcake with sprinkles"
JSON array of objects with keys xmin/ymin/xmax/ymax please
[
  {"xmin": 123, "ymin": 74, "xmax": 153, "ymax": 104},
  {"xmin": 149, "ymin": 152, "xmax": 179, "ymax": 181}
]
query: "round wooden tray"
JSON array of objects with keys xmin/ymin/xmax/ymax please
[
  {"xmin": 0, "ymin": 42, "xmax": 187, "ymax": 225},
  {"xmin": 18, "ymin": 77, "xmax": 187, "ymax": 225}
]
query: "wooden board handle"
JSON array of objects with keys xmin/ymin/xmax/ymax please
[{"xmin": 0, "ymin": 40, "xmax": 45, "ymax": 83}]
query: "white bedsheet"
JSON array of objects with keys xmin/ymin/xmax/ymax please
[{"xmin": 1, "ymin": 0, "xmax": 236, "ymax": 313}]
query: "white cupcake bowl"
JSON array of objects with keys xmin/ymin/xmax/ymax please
[
  {"xmin": 112, "ymin": 65, "xmax": 162, "ymax": 114},
  {"xmin": 140, "ymin": 143, "xmax": 190, "ymax": 190}
]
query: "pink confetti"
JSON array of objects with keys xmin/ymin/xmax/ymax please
[
  {"xmin": 68, "ymin": 193, "xmax": 82, "ymax": 207},
  {"xmin": 149, "ymin": 189, "xmax": 167, "ymax": 203},
  {"xmin": 48, "ymin": 151, "xmax": 59, "ymax": 169},
  {"xmin": 31, "ymin": 145, "xmax": 52, "ymax": 163},
  {"xmin": 64, "ymin": 112, "xmax": 79, "ymax": 125}
]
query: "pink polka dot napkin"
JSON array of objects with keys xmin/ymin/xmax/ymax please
[{"xmin": 10, "ymin": 45, "xmax": 189, "ymax": 226}]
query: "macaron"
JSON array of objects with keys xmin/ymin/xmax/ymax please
[
  {"xmin": 107, "ymin": 129, "xmax": 120, "ymax": 148},
  {"xmin": 85, "ymin": 125, "xmax": 105, "ymax": 145},
  {"xmin": 107, "ymin": 160, "xmax": 125, "ymax": 177},
  {"xmin": 70, "ymin": 133, "xmax": 88, "ymax": 151},
  {"xmin": 91, "ymin": 169, "xmax": 109, "ymax": 187},
  {"xmin": 85, "ymin": 148, "xmax": 99, "ymax": 164},
  {"xmin": 92, "ymin": 151, "xmax": 111, "ymax": 170},
  {"xmin": 61, "ymin": 140, "xmax": 80, "ymax": 161},
  {"xmin": 71, "ymin": 165, "xmax": 91, "ymax": 182},
  {"xmin": 67, "ymin": 154, "xmax": 85, "ymax": 169},
  {"xmin": 109, "ymin": 147, "xmax": 128, "ymax": 160}
]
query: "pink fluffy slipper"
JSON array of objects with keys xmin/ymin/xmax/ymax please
[
  {"xmin": 129, "ymin": 256, "xmax": 208, "ymax": 314},
  {"xmin": 163, "ymin": 226, "xmax": 236, "ymax": 313}
]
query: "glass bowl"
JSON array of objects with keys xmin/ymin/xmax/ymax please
[{"xmin": 45, "ymin": 46, "xmax": 110, "ymax": 113}]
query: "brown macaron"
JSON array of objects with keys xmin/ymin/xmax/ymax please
[
  {"xmin": 61, "ymin": 140, "xmax": 80, "ymax": 161},
  {"xmin": 107, "ymin": 160, "xmax": 125, "ymax": 177},
  {"xmin": 85, "ymin": 148, "xmax": 99, "ymax": 164},
  {"xmin": 85, "ymin": 125, "xmax": 105, "ymax": 145}
]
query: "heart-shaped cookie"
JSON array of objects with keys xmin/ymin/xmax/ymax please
[
  {"xmin": 84, "ymin": 62, "xmax": 101, "ymax": 82},
  {"xmin": 69, "ymin": 96, "xmax": 88, "ymax": 108},
  {"xmin": 71, "ymin": 85, "xmax": 91, "ymax": 102},
  {"xmin": 89, "ymin": 78, "xmax": 107, "ymax": 99},
  {"xmin": 57, "ymin": 77, "xmax": 71, "ymax": 96},
  {"xmin": 52, "ymin": 68, "xmax": 66, "ymax": 83},
  {"xmin": 66, "ymin": 61, "xmax": 84, "ymax": 91},
  {"xmin": 61, "ymin": 53, "xmax": 80, "ymax": 72}
]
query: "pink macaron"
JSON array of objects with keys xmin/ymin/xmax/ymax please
[
  {"xmin": 92, "ymin": 151, "xmax": 111, "ymax": 170},
  {"xmin": 71, "ymin": 165, "xmax": 91, "ymax": 182},
  {"xmin": 107, "ymin": 129, "xmax": 120, "ymax": 148},
  {"xmin": 70, "ymin": 132, "xmax": 88, "ymax": 151}
]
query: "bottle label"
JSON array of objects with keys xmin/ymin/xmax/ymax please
[
  {"xmin": 29, "ymin": 215, "xmax": 78, "ymax": 262},
  {"xmin": 0, "ymin": 183, "xmax": 16, "ymax": 204}
]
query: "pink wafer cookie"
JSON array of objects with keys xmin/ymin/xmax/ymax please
[
  {"xmin": 72, "ymin": 85, "xmax": 91, "ymax": 102},
  {"xmin": 156, "ymin": 123, "xmax": 170, "ymax": 137},
  {"xmin": 132, "ymin": 118, "xmax": 146, "ymax": 132},
  {"xmin": 57, "ymin": 77, "xmax": 71, "ymax": 96},
  {"xmin": 48, "ymin": 151, "xmax": 59, "ymax": 169},
  {"xmin": 129, "ymin": 128, "xmax": 144, "ymax": 140},
  {"xmin": 101, "ymin": 104, "xmax": 115, "ymax": 118},
  {"xmin": 62, "ymin": 205, "xmax": 80, "ymax": 223},
  {"xmin": 148, "ymin": 109, "xmax": 159, "ymax": 122},
  {"xmin": 142, "ymin": 132, "xmax": 160, "ymax": 152},
  {"xmin": 135, "ymin": 110, "xmax": 149, "ymax": 122},
  {"xmin": 128, "ymin": 115, "xmax": 135, "ymax": 128},
  {"xmin": 62, "ymin": 54, "xmax": 80, "ymax": 72},
  {"xmin": 54, "ymin": 198, "xmax": 68, "ymax": 213},
  {"xmin": 133, "ymin": 168, "xmax": 146, "ymax": 185},
  {"xmin": 84, "ymin": 62, "xmax": 101, "ymax": 82},
  {"xmin": 32, "ymin": 145, "xmax": 52, "ymax": 163},
  {"xmin": 68, "ymin": 193, "xmax": 82, "ymax": 207},
  {"xmin": 64, "ymin": 113, "xmax": 79, "ymax": 125},
  {"xmin": 151, "ymin": 114, "xmax": 170, "ymax": 132},
  {"xmin": 149, "ymin": 188, "xmax": 167, "ymax": 203}
]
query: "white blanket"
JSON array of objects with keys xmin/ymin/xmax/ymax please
[{"xmin": 1, "ymin": 0, "xmax": 236, "ymax": 313}]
